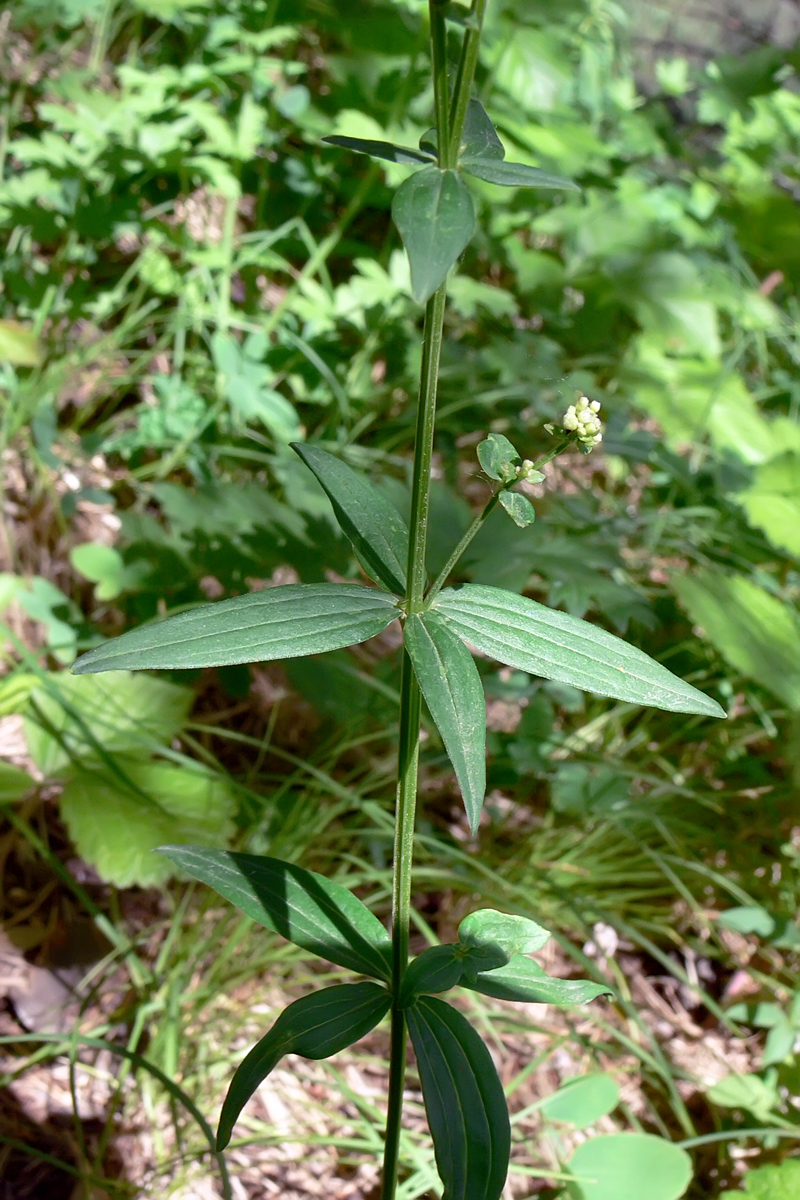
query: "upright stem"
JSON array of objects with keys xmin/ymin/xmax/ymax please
[{"xmin": 381, "ymin": 3, "xmax": 488, "ymax": 1196}]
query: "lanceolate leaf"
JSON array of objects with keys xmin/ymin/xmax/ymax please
[
  {"xmin": 458, "ymin": 98, "xmax": 505, "ymax": 161},
  {"xmin": 217, "ymin": 982, "xmax": 390, "ymax": 1149},
  {"xmin": 292, "ymin": 443, "xmax": 408, "ymax": 594},
  {"xmin": 400, "ymin": 945, "xmax": 465, "ymax": 1006},
  {"xmin": 392, "ymin": 166, "xmax": 477, "ymax": 304},
  {"xmin": 460, "ymin": 159, "xmax": 580, "ymax": 190},
  {"xmin": 73, "ymin": 584, "xmax": 399, "ymax": 674},
  {"xmin": 404, "ymin": 611, "xmax": 486, "ymax": 832},
  {"xmin": 158, "ymin": 847, "xmax": 393, "ymax": 981},
  {"xmin": 407, "ymin": 996, "xmax": 511, "ymax": 1200},
  {"xmin": 322, "ymin": 135, "xmax": 435, "ymax": 166},
  {"xmin": 463, "ymin": 954, "xmax": 612, "ymax": 1006},
  {"xmin": 432, "ymin": 585, "xmax": 724, "ymax": 717}
]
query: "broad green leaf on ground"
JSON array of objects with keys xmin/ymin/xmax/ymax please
[
  {"xmin": 567, "ymin": 1133, "xmax": 692, "ymax": 1200},
  {"xmin": 217, "ymin": 982, "xmax": 390, "ymax": 1149},
  {"xmin": 734, "ymin": 452, "xmax": 800, "ymax": 558},
  {"xmin": 159, "ymin": 847, "xmax": 393, "ymax": 980},
  {"xmin": 0, "ymin": 761, "xmax": 33, "ymax": 803},
  {"xmin": 73, "ymin": 584, "xmax": 399, "ymax": 674},
  {"xmin": 707, "ymin": 1072, "xmax": 780, "ymax": 1123},
  {"xmin": 407, "ymin": 996, "xmax": 510, "ymax": 1200},
  {"xmin": 392, "ymin": 166, "xmax": 476, "ymax": 303},
  {"xmin": 670, "ymin": 570, "xmax": 800, "ymax": 709},
  {"xmin": 69, "ymin": 543, "xmax": 128, "ymax": 601},
  {"xmin": 463, "ymin": 954, "xmax": 612, "ymax": 1006},
  {"xmin": 24, "ymin": 672, "xmax": 193, "ymax": 777},
  {"xmin": 457, "ymin": 98, "xmax": 505, "ymax": 160},
  {"xmin": 0, "ymin": 319, "xmax": 43, "ymax": 366},
  {"xmin": 399, "ymin": 945, "xmax": 466, "ymax": 1005},
  {"xmin": 498, "ymin": 491, "xmax": 535, "ymax": 527},
  {"xmin": 60, "ymin": 760, "xmax": 236, "ymax": 888},
  {"xmin": 477, "ymin": 433, "xmax": 519, "ymax": 482},
  {"xmin": 720, "ymin": 1160, "xmax": 800, "ymax": 1199},
  {"xmin": 292, "ymin": 443, "xmax": 408, "ymax": 593},
  {"xmin": 404, "ymin": 611, "xmax": 486, "ymax": 832},
  {"xmin": 457, "ymin": 909, "xmax": 551, "ymax": 973},
  {"xmin": 432, "ymin": 585, "xmax": 724, "ymax": 717},
  {"xmin": 322, "ymin": 135, "xmax": 435, "ymax": 165},
  {"xmin": 717, "ymin": 906, "xmax": 775, "ymax": 937},
  {"xmin": 460, "ymin": 159, "xmax": 579, "ymax": 190},
  {"xmin": 539, "ymin": 1074, "xmax": 620, "ymax": 1129}
]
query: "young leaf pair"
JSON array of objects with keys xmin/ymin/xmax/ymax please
[
  {"xmin": 324, "ymin": 98, "xmax": 579, "ymax": 303},
  {"xmin": 155, "ymin": 845, "xmax": 610, "ymax": 1200},
  {"xmin": 75, "ymin": 444, "xmax": 724, "ymax": 836}
]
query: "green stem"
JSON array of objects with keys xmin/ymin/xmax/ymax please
[
  {"xmin": 425, "ymin": 438, "xmax": 573, "ymax": 602},
  {"xmin": 426, "ymin": 492, "xmax": 499, "ymax": 604},
  {"xmin": 430, "ymin": 1, "xmax": 451, "ymax": 166},
  {"xmin": 448, "ymin": 0, "xmax": 489, "ymax": 163},
  {"xmin": 380, "ymin": 5, "xmax": 489, "ymax": 1194}
]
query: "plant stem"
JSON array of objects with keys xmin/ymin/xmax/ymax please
[
  {"xmin": 381, "ymin": 4, "xmax": 489, "ymax": 1194},
  {"xmin": 425, "ymin": 438, "xmax": 573, "ymax": 602},
  {"xmin": 448, "ymin": 0, "xmax": 488, "ymax": 163},
  {"xmin": 426, "ymin": 492, "xmax": 499, "ymax": 604}
]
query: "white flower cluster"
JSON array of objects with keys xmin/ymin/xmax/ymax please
[
  {"xmin": 562, "ymin": 396, "xmax": 603, "ymax": 447},
  {"xmin": 516, "ymin": 458, "xmax": 543, "ymax": 483}
]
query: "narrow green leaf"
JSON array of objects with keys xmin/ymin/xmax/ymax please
[
  {"xmin": 158, "ymin": 847, "xmax": 393, "ymax": 981},
  {"xmin": 460, "ymin": 159, "xmax": 580, "ymax": 190},
  {"xmin": 476, "ymin": 433, "xmax": 519, "ymax": 482},
  {"xmin": 292, "ymin": 443, "xmax": 408, "ymax": 594},
  {"xmin": 433, "ymin": 585, "xmax": 725, "ymax": 717},
  {"xmin": 457, "ymin": 909, "xmax": 551, "ymax": 972},
  {"xmin": 498, "ymin": 491, "xmax": 535, "ymax": 527},
  {"xmin": 405, "ymin": 611, "xmax": 486, "ymax": 832},
  {"xmin": 322, "ymin": 135, "xmax": 435, "ymax": 166},
  {"xmin": 392, "ymin": 166, "xmax": 477, "ymax": 304},
  {"xmin": 407, "ymin": 996, "xmax": 510, "ymax": 1200},
  {"xmin": 217, "ymin": 982, "xmax": 390, "ymax": 1149},
  {"xmin": 567, "ymin": 1133, "xmax": 692, "ymax": 1200},
  {"xmin": 458, "ymin": 98, "xmax": 505, "ymax": 161},
  {"xmin": 73, "ymin": 584, "xmax": 399, "ymax": 674},
  {"xmin": 400, "ymin": 945, "xmax": 465, "ymax": 1006},
  {"xmin": 463, "ymin": 954, "xmax": 612, "ymax": 1006}
]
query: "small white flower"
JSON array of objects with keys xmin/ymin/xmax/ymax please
[{"xmin": 561, "ymin": 395, "xmax": 603, "ymax": 449}]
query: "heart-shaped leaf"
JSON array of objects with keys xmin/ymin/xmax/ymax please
[
  {"xmin": 322, "ymin": 135, "xmax": 435, "ymax": 166},
  {"xmin": 217, "ymin": 982, "xmax": 390, "ymax": 1149},
  {"xmin": 292, "ymin": 443, "xmax": 408, "ymax": 594},
  {"xmin": 498, "ymin": 491, "xmax": 535, "ymax": 527},
  {"xmin": 432, "ymin": 584, "xmax": 725, "ymax": 717},
  {"xmin": 158, "ymin": 847, "xmax": 393, "ymax": 981},
  {"xmin": 407, "ymin": 996, "xmax": 510, "ymax": 1200},
  {"xmin": 460, "ymin": 159, "xmax": 580, "ymax": 190},
  {"xmin": 73, "ymin": 584, "xmax": 399, "ymax": 673},
  {"xmin": 463, "ymin": 954, "xmax": 612, "ymax": 1006},
  {"xmin": 404, "ymin": 611, "xmax": 486, "ymax": 832},
  {"xmin": 392, "ymin": 166, "xmax": 476, "ymax": 303}
]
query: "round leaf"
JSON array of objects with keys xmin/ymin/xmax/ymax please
[
  {"xmin": 568, "ymin": 1134, "xmax": 692, "ymax": 1200},
  {"xmin": 477, "ymin": 433, "xmax": 520, "ymax": 482},
  {"xmin": 540, "ymin": 1074, "xmax": 619, "ymax": 1128}
]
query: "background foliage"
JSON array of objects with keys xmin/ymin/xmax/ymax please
[{"xmin": 1, "ymin": 0, "xmax": 800, "ymax": 1196}]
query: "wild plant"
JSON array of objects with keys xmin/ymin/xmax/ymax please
[{"xmin": 74, "ymin": 3, "xmax": 723, "ymax": 1196}]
